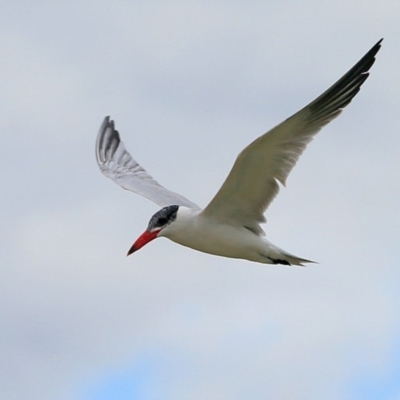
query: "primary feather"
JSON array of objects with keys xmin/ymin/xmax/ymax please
[
  {"xmin": 201, "ymin": 39, "xmax": 382, "ymax": 234},
  {"xmin": 96, "ymin": 117, "xmax": 199, "ymax": 209}
]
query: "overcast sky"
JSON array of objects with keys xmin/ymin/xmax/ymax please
[{"xmin": 1, "ymin": 1, "xmax": 399, "ymax": 400}]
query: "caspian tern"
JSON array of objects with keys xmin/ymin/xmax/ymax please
[{"xmin": 96, "ymin": 39, "xmax": 382, "ymax": 266}]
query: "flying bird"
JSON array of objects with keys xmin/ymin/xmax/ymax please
[{"xmin": 96, "ymin": 39, "xmax": 382, "ymax": 266}]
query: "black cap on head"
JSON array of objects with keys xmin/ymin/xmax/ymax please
[{"xmin": 147, "ymin": 205, "xmax": 179, "ymax": 231}]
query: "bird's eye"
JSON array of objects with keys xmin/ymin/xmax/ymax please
[{"xmin": 157, "ymin": 217, "xmax": 167, "ymax": 226}]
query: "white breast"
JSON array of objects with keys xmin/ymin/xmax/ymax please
[{"xmin": 159, "ymin": 207, "xmax": 273, "ymax": 262}]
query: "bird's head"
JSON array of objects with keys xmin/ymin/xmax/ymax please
[{"xmin": 127, "ymin": 205, "xmax": 179, "ymax": 255}]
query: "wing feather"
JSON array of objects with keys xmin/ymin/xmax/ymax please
[
  {"xmin": 202, "ymin": 39, "xmax": 382, "ymax": 233},
  {"xmin": 96, "ymin": 117, "xmax": 199, "ymax": 209}
]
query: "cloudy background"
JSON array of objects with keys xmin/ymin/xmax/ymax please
[{"xmin": 1, "ymin": 1, "xmax": 399, "ymax": 399}]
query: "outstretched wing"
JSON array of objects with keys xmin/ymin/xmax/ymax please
[
  {"xmin": 202, "ymin": 39, "xmax": 382, "ymax": 233},
  {"xmin": 96, "ymin": 116, "xmax": 199, "ymax": 209}
]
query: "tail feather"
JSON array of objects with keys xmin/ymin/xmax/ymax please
[
  {"xmin": 266, "ymin": 244, "xmax": 316, "ymax": 266},
  {"xmin": 281, "ymin": 253, "xmax": 316, "ymax": 267}
]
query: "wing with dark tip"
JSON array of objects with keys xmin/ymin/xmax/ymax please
[
  {"xmin": 96, "ymin": 117, "xmax": 199, "ymax": 209},
  {"xmin": 202, "ymin": 39, "xmax": 382, "ymax": 234}
]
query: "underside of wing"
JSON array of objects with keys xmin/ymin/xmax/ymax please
[
  {"xmin": 202, "ymin": 39, "xmax": 382, "ymax": 232},
  {"xmin": 96, "ymin": 116, "xmax": 199, "ymax": 209}
]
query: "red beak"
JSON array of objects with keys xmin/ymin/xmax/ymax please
[{"xmin": 127, "ymin": 230, "xmax": 159, "ymax": 256}]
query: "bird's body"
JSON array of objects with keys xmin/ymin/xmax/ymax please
[
  {"xmin": 96, "ymin": 39, "xmax": 382, "ymax": 266},
  {"xmin": 159, "ymin": 207, "xmax": 309, "ymax": 265}
]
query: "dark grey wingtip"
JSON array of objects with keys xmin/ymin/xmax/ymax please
[
  {"xmin": 96, "ymin": 116, "xmax": 111, "ymax": 165},
  {"xmin": 95, "ymin": 115, "xmax": 122, "ymax": 166},
  {"xmin": 306, "ymin": 39, "xmax": 383, "ymax": 124}
]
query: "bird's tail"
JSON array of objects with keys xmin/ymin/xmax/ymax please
[
  {"xmin": 265, "ymin": 242, "xmax": 316, "ymax": 266},
  {"xmin": 281, "ymin": 252, "xmax": 316, "ymax": 267}
]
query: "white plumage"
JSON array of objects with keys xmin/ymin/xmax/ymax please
[{"xmin": 96, "ymin": 39, "xmax": 382, "ymax": 265}]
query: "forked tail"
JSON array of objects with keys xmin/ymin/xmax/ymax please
[{"xmin": 265, "ymin": 243, "xmax": 316, "ymax": 266}]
